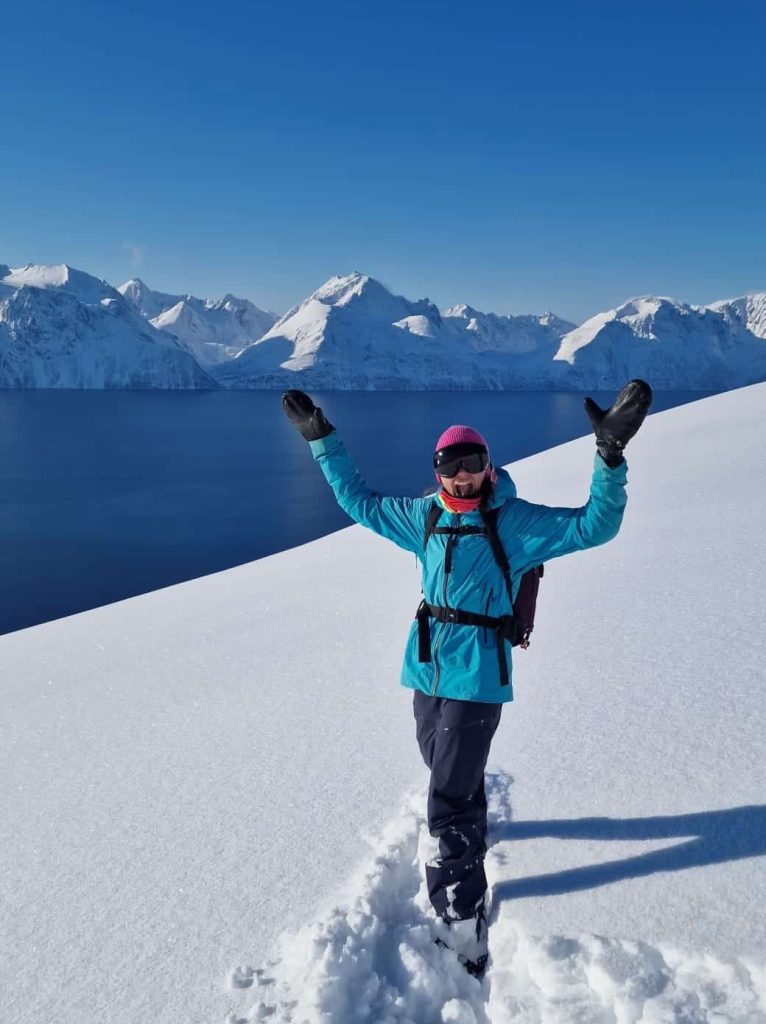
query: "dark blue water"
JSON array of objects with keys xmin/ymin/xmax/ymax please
[{"xmin": 0, "ymin": 390, "xmax": 713, "ymax": 635}]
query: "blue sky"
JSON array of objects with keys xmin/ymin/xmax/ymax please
[{"xmin": 2, "ymin": 0, "xmax": 765, "ymax": 323}]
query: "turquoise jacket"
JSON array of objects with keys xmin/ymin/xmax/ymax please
[{"xmin": 309, "ymin": 431, "xmax": 628, "ymax": 703}]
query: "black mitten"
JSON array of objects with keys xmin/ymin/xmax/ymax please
[
  {"xmin": 282, "ymin": 390, "xmax": 335, "ymax": 442},
  {"xmin": 584, "ymin": 379, "xmax": 653, "ymax": 468}
]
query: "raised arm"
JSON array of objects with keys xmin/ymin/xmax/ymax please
[
  {"xmin": 508, "ymin": 455, "xmax": 629, "ymax": 570},
  {"xmin": 282, "ymin": 390, "xmax": 424, "ymax": 554},
  {"xmin": 505, "ymin": 378, "xmax": 652, "ymax": 571}
]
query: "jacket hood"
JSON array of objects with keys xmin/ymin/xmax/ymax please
[{"xmin": 491, "ymin": 466, "xmax": 517, "ymax": 504}]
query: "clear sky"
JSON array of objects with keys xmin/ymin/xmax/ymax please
[{"xmin": 2, "ymin": 0, "xmax": 765, "ymax": 323}]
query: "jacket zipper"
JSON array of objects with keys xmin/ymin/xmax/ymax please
[{"xmin": 431, "ymin": 514, "xmax": 460, "ymax": 696}]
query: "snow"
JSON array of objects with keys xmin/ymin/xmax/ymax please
[
  {"xmin": 310, "ymin": 270, "xmax": 376, "ymax": 307},
  {"xmin": 5, "ymin": 264, "xmax": 766, "ymax": 390},
  {"xmin": 2, "ymin": 385, "xmax": 765, "ymax": 1023},
  {"xmin": 0, "ymin": 266, "xmax": 216, "ymax": 388},
  {"xmin": 709, "ymin": 293, "xmax": 766, "ymax": 340},
  {"xmin": 393, "ymin": 314, "xmax": 438, "ymax": 337},
  {"xmin": 1, "ymin": 262, "xmax": 117, "ymax": 305},
  {"xmin": 444, "ymin": 304, "xmax": 576, "ymax": 355},
  {"xmin": 118, "ymin": 277, "xmax": 187, "ymax": 320},
  {"xmin": 149, "ymin": 299, "xmax": 247, "ymax": 365},
  {"xmin": 221, "ymin": 275, "xmax": 766, "ymax": 390},
  {"xmin": 218, "ymin": 274, "xmax": 570, "ymax": 389},
  {"xmin": 554, "ymin": 309, "xmax": 618, "ymax": 363},
  {"xmin": 118, "ymin": 278, "xmax": 277, "ymax": 367},
  {"xmin": 554, "ymin": 295, "xmax": 766, "ymax": 389}
]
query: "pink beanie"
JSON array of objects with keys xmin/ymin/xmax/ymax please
[{"xmin": 435, "ymin": 424, "xmax": 489, "ymax": 453}]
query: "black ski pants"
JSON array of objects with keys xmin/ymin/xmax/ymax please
[{"xmin": 413, "ymin": 689, "xmax": 502, "ymax": 922}]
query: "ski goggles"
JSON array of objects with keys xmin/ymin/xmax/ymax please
[{"xmin": 433, "ymin": 443, "xmax": 489, "ymax": 478}]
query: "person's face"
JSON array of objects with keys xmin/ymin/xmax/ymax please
[{"xmin": 439, "ymin": 466, "xmax": 486, "ymax": 498}]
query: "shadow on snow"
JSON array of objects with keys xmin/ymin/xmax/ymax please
[{"xmin": 486, "ymin": 774, "xmax": 766, "ymax": 903}]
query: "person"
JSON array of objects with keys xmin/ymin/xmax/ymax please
[{"xmin": 282, "ymin": 380, "xmax": 652, "ymax": 976}]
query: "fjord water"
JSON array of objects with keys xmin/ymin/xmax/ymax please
[{"xmin": 0, "ymin": 389, "xmax": 712, "ymax": 635}]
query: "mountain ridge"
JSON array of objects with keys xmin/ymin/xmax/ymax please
[
  {"xmin": 3, "ymin": 262, "xmax": 765, "ymax": 390},
  {"xmin": 118, "ymin": 278, "xmax": 277, "ymax": 367},
  {"xmin": 0, "ymin": 265, "xmax": 216, "ymax": 389}
]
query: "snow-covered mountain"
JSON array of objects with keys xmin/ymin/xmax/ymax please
[
  {"xmin": 444, "ymin": 303, "xmax": 576, "ymax": 355},
  {"xmin": 0, "ymin": 264, "xmax": 215, "ymax": 388},
  {"xmin": 119, "ymin": 278, "xmax": 277, "ymax": 367},
  {"xmin": 219, "ymin": 273, "xmax": 766, "ymax": 390},
  {"xmin": 5, "ymin": 263, "xmax": 766, "ymax": 390},
  {"xmin": 117, "ymin": 278, "xmax": 186, "ymax": 321},
  {"xmin": 554, "ymin": 295, "xmax": 766, "ymax": 389},
  {"xmin": 708, "ymin": 292, "xmax": 766, "ymax": 339},
  {"xmin": 215, "ymin": 272, "xmax": 573, "ymax": 389},
  {"xmin": 2, "ymin": 263, "xmax": 119, "ymax": 305}
]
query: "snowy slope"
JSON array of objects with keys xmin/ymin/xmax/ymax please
[
  {"xmin": 554, "ymin": 295, "xmax": 766, "ymax": 389},
  {"xmin": 1, "ymin": 385, "xmax": 765, "ymax": 1024},
  {"xmin": 119, "ymin": 278, "xmax": 277, "ymax": 367},
  {"xmin": 0, "ymin": 265, "xmax": 215, "ymax": 388},
  {"xmin": 216, "ymin": 272, "xmax": 573, "ymax": 389}
]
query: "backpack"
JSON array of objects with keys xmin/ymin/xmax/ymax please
[{"xmin": 415, "ymin": 502, "xmax": 543, "ymax": 686}]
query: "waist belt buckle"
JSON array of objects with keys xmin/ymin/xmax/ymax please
[{"xmin": 446, "ymin": 609, "xmax": 458, "ymax": 622}]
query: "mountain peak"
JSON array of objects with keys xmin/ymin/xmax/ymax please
[
  {"xmin": 3, "ymin": 263, "xmax": 119, "ymax": 305},
  {"xmin": 267, "ymin": 272, "xmax": 435, "ymax": 337},
  {"xmin": 309, "ymin": 272, "xmax": 374, "ymax": 306},
  {"xmin": 7, "ymin": 263, "xmax": 73, "ymax": 288},
  {"xmin": 0, "ymin": 268, "xmax": 214, "ymax": 388},
  {"xmin": 118, "ymin": 278, "xmax": 148, "ymax": 294},
  {"xmin": 444, "ymin": 303, "xmax": 477, "ymax": 319},
  {"xmin": 611, "ymin": 296, "xmax": 686, "ymax": 320}
]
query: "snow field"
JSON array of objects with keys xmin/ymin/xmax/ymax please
[
  {"xmin": 2, "ymin": 383, "xmax": 765, "ymax": 1024},
  {"xmin": 227, "ymin": 774, "xmax": 765, "ymax": 1023}
]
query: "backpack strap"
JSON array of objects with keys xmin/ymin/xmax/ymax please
[
  {"xmin": 418, "ymin": 502, "xmax": 443, "ymax": 662},
  {"xmin": 418, "ymin": 501, "xmax": 541, "ymax": 685},
  {"xmin": 480, "ymin": 507, "xmax": 514, "ymax": 607},
  {"xmin": 424, "ymin": 502, "xmax": 443, "ymax": 549},
  {"xmin": 481, "ymin": 507, "xmax": 514, "ymax": 681}
]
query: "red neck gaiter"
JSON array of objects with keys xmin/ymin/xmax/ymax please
[{"xmin": 438, "ymin": 491, "xmax": 483, "ymax": 513}]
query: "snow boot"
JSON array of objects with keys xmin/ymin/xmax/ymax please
[{"xmin": 434, "ymin": 902, "xmax": 489, "ymax": 977}]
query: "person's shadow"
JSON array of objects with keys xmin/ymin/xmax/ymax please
[{"xmin": 484, "ymin": 774, "xmax": 766, "ymax": 904}]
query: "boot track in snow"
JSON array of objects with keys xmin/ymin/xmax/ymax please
[{"xmin": 225, "ymin": 771, "xmax": 766, "ymax": 1023}]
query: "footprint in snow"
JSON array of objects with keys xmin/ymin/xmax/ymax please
[
  {"xmin": 229, "ymin": 790, "xmax": 493, "ymax": 1023},
  {"xmin": 227, "ymin": 965, "xmax": 255, "ymax": 990}
]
